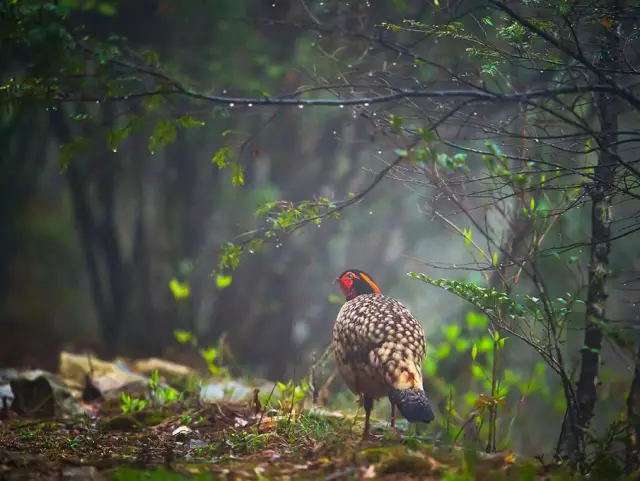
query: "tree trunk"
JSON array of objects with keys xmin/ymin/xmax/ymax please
[
  {"xmin": 51, "ymin": 111, "xmax": 111, "ymax": 347},
  {"xmin": 575, "ymin": 0, "xmax": 620, "ymax": 453},
  {"xmin": 627, "ymin": 343, "xmax": 640, "ymax": 472},
  {"xmin": 95, "ymin": 105, "xmax": 129, "ymax": 352},
  {"xmin": 52, "ymin": 107, "xmax": 130, "ymax": 355}
]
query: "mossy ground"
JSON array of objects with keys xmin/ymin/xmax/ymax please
[{"xmin": 0, "ymin": 400, "xmax": 592, "ymax": 480}]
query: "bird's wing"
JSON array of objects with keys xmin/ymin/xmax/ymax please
[
  {"xmin": 366, "ymin": 296, "xmax": 426, "ymax": 391},
  {"xmin": 333, "ymin": 294, "xmax": 428, "ymax": 395}
]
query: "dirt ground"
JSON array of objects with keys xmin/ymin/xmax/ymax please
[{"xmin": 0, "ymin": 397, "xmax": 570, "ymax": 481}]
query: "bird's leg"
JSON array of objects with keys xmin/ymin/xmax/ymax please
[
  {"xmin": 362, "ymin": 396, "xmax": 373, "ymax": 439},
  {"xmin": 390, "ymin": 401, "xmax": 396, "ymax": 429},
  {"xmin": 389, "ymin": 399, "xmax": 401, "ymax": 437}
]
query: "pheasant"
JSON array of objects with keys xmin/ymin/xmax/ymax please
[{"xmin": 332, "ymin": 269, "xmax": 434, "ymax": 437}]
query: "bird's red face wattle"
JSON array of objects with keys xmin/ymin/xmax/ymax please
[
  {"xmin": 337, "ymin": 270, "xmax": 381, "ymax": 301},
  {"xmin": 338, "ymin": 273, "xmax": 356, "ymax": 299}
]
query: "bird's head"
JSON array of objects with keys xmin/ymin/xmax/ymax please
[{"xmin": 336, "ymin": 269, "xmax": 382, "ymax": 301}]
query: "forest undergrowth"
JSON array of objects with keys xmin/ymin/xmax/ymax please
[{"xmin": 0, "ymin": 373, "xmax": 597, "ymax": 481}]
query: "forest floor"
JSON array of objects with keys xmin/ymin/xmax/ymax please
[
  {"xmin": 0, "ymin": 398, "xmax": 570, "ymax": 481},
  {"xmin": 0, "ymin": 352, "xmax": 580, "ymax": 480}
]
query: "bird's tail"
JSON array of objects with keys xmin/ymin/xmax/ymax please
[{"xmin": 389, "ymin": 388, "xmax": 435, "ymax": 423}]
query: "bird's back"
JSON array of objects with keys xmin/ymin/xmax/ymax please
[{"xmin": 332, "ymin": 294, "xmax": 426, "ymax": 400}]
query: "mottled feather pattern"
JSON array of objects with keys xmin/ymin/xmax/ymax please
[{"xmin": 332, "ymin": 294, "xmax": 426, "ymax": 400}]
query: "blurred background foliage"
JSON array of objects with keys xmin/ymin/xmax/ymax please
[{"xmin": 1, "ymin": 0, "xmax": 639, "ymax": 463}]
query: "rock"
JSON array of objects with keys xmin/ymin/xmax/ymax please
[
  {"xmin": 0, "ymin": 369, "xmax": 17, "ymax": 416},
  {"xmin": 0, "ymin": 368, "xmax": 19, "ymax": 383},
  {"xmin": 131, "ymin": 358, "xmax": 194, "ymax": 381},
  {"xmin": 0, "ymin": 383, "xmax": 14, "ymax": 412},
  {"xmin": 59, "ymin": 352, "xmax": 147, "ymax": 400},
  {"xmin": 200, "ymin": 379, "xmax": 274, "ymax": 403},
  {"xmin": 59, "ymin": 352, "xmax": 112, "ymax": 388},
  {"xmin": 9, "ymin": 370, "xmax": 80, "ymax": 417}
]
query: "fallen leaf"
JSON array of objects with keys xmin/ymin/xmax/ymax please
[
  {"xmin": 171, "ymin": 425, "xmax": 192, "ymax": 436},
  {"xmin": 362, "ymin": 464, "xmax": 377, "ymax": 478},
  {"xmin": 504, "ymin": 452, "xmax": 517, "ymax": 464},
  {"xmin": 234, "ymin": 416, "xmax": 249, "ymax": 427}
]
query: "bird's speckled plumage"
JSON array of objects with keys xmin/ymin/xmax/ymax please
[
  {"xmin": 332, "ymin": 293, "xmax": 426, "ymax": 401},
  {"xmin": 332, "ymin": 269, "xmax": 434, "ymax": 437}
]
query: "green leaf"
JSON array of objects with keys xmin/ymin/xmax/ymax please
[
  {"xmin": 169, "ymin": 277, "xmax": 190, "ymax": 300},
  {"xmin": 529, "ymin": 197, "xmax": 535, "ymax": 211},
  {"xmin": 409, "ymin": 272, "xmax": 527, "ymax": 322},
  {"xmin": 442, "ymin": 324, "xmax": 461, "ymax": 342},
  {"xmin": 466, "ymin": 311, "xmax": 488, "ymax": 330},
  {"xmin": 230, "ymin": 162, "xmax": 245, "ymax": 186},
  {"xmin": 200, "ymin": 347, "xmax": 218, "ymax": 364},
  {"xmin": 462, "ymin": 227, "xmax": 473, "ymax": 246},
  {"xmin": 498, "ymin": 21, "xmax": 527, "ymax": 42},
  {"xmin": 452, "ymin": 152, "xmax": 468, "ymax": 167},
  {"xmin": 149, "ymin": 119, "xmax": 177, "ymax": 154},
  {"xmin": 503, "ymin": 369, "xmax": 521, "ymax": 386},
  {"xmin": 256, "ymin": 200, "xmax": 278, "ymax": 217},
  {"xmin": 107, "ymin": 117, "xmax": 141, "ymax": 153},
  {"xmin": 212, "ymin": 146, "xmax": 232, "ymax": 168},
  {"xmin": 97, "ymin": 2, "xmax": 117, "ymax": 16},
  {"xmin": 481, "ymin": 61, "xmax": 499, "ymax": 77},
  {"xmin": 471, "ymin": 363, "xmax": 484, "ymax": 380},
  {"xmin": 537, "ymin": 198, "xmax": 550, "ymax": 214},
  {"xmin": 143, "ymin": 95, "xmax": 165, "ymax": 112},
  {"xmin": 218, "ymin": 242, "xmax": 243, "ymax": 271},
  {"xmin": 215, "ymin": 274, "xmax": 233, "ymax": 289},
  {"xmin": 173, "ymin": 329, "xmax": 193, "ymax": 344},
  {"xmin": 435, "ymin": 342, "xmax": 451, "ymax": 360},
  {"xmin": 478, "ymin": 336, "xmax": 493, "ymax": 352},
  {"xmin": 463, "ymin": 391, "xmax": 477, "ymax": 408},
  {"xmin": 417, "ymin": 128, "xmax": 435, "ymax": 143},
  {"xmin": 149, "ymin": 369, "xmax": 160, "ymax": 390},
  {"xmin": 471, "ymin": 343, "xmax": 478, "ymax": 360},
  {"xmin": 177, "ymin": 115, "xmax": 205, "ymax": 129},
  {"xmin": 59, "ymin": 137, "xmax": 89, "ymax": 172},
  {"xmin": 414, "ymin": 146, "xmax": 431, "ymax": 163},
  {"xmin": 436, "ymin": 153, "xmax": 450, "ymax": 169},
  {"xmin": 389, "ymin": 114, "xmax": 403, "ymax": 132},
  {"xmin": 423, "ymin": 357, "xmax": 437, "ymax": 376},
  {"xmin": 455, "ymin": 338, "xmax": 470, "ymax": 352},
  {"xmin": 394, "ymin": 148, "xmax": 408, "ymax": 157}
]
